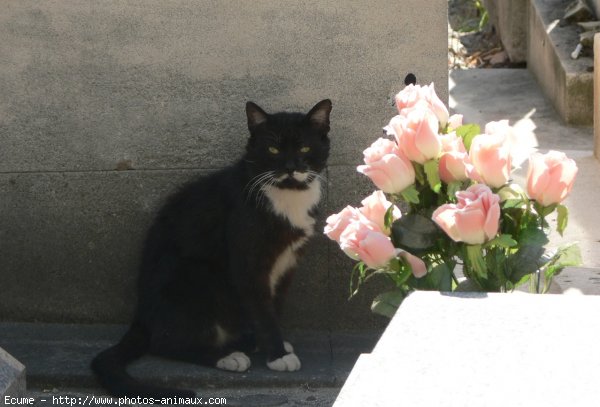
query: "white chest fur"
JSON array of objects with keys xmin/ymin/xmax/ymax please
[
  {"xmin": 263, "ymin": 179, "xmax": 321, "ymax": 236},
  {"xmin": 263, "ymin": 179, "xmax": 321, "ymax": 295}
]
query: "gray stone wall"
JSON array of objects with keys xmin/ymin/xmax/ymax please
[
  {"xmin": 483, "ymin": 0, "xmax": 527, "ymax": 63},
  {"xmin": 590, "ymin": 0, "xmax": 600, "ymax": 18},
  {"xmin": 0, "ymin": 1, "xmax": 447, "ymax": 330}
]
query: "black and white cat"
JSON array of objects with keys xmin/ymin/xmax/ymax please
[{"xmin": 91, "ymin": 99, "xmax": 332, "ymax": 398}]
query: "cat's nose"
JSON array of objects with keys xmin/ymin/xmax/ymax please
[{"xmin": 285, "ymin": 162, "xmax": 296, "ymax": 174}]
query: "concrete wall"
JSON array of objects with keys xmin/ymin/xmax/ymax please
[
  {"xmin": 0, "ymin": 1, "xmax": 447, "ymax": 330},
  {"xmin": 595, "ymin": 33, "xmax": 600, "ymax": 160},
  {"xmin": 528, "ymin": 0, "xmax": 594, "ymax": 126},
  {"xmin": 590, "ymin": 0, "xmax": 600, "ymax": 18},
  {"xmin": 483, "ymin": 0, "xmax": 527, "ymax": 63}
]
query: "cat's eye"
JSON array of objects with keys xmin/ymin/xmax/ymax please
[
  {"xmin": 268, "ymin": 146, "xmax": 280, "ymax": 154},
  {"xmin": 300, "ymin": 146, "xmax": 311, "ymax": 153}
]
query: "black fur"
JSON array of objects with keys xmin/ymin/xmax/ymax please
[{"xmin": 91, "ymin": 99, "xmax": 332, "ymax": 397}]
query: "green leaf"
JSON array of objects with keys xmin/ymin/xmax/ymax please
[
  {"xmin": 466, "ymin": 244, "xmax": 487, "ymax": 279},
  {"xmin": 546, "ymin": 245, "xmax": 581, "ymax": 273},
  {"xmin": 513, "ymin": 273, "xmax": 532, "ymax": 290},
  {"xmin": 534, "ymin": 202, "xmax": 557, "ymax": 218},
  {"xmin": 447, "ymin": 181, "xmax": 463, "ymax": 201},
  {"xmin": 428, "ymin": 262, "xmax": 453, "ymax": 292},
  {"xmin": 424, "ymin": 159, "xmax": 442, "ymax": 193},
  {"xmin": 400, "ymin": 184, "xmax": 420, "ymax": 204},
  {"xmin": 349, "ymin": 261, "xmax": 368, "ymax": 298},
  {"xmin": 556, "ymin": 204, "xmax": 568, "ymax": 236},
  {"xmin": 371, "ymin": 290, "xmax": 406, "ymax": 318},
  {"xmin": 391, "ymin": 214, "xmax": 440, "ymax": 253},
  {"xmin": 387, "ymin": 257, "xmax": 414, "ymax": 287},
  {"xmin": 508, "ymin": 245, "xmax": 546, "ymax": 284},
  {"xmin": 497, "ymin": 185, "xmax": 526, "ymax": 202},
  {"xmin": 518, "ymin": 225, "xmax": 549, "ymax": 247},
  {"xmin": 384, "ymin": 204, "xmax": 397, "ymax": 230},
  {"xmin": 501, "ymin": 199, "xmax": 524, "ymax": 209},
  {"xmin": 413, "ymin": 162, "xmax": 425, "ymax": 185},
  {"xmin": 551, "ymin": 243, "xmax": 582, "ymax": 269},
  {"xmin": 455, "ymin": 124, "xmax": 481, "ymax": 151},
  {"xmin": 543, "ymin": 244, "xmax": 582, "ymax": 292},
  {"xmin": 486, "ymin": 234, "xmax": 517, "ymax": 248}
]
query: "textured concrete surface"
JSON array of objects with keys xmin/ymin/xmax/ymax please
[
  {"xmin": 595, "ymin": 33, "xmax": 600, "ymax": 160},
  {"xmin": 0, "ymin": 0, "xmax": 447, "ymax": 329},
  {"xmin": 591, "ymin": 0, "xmax": 600, "ymax": 18},
  {"xmin": 0, "ymin": 323, "xmax": 378, "ymax": 404},
  {"xmin": 0, "ymin": 0, "xmax": 447, "ymax": 172},
  {"xmin": 450, "ymin": 69, "xmax": 593, "ymax": 151},
  {"xmin": 553, "ymin": 267, "xmax": 600, "ymax": 294},
  {"xmin": 27, "ymin": 387, "xmax": 341, "ymax": 407},
  {"xmin": 528, "ymin": 0, "xmax": 594, "ymax": 125},
  {"xmin": 335, "ymin": 291, "xmax": 600, "ymax": 406},
  {"xmin": 0, "ymin": 346, "xmax": 26, "ymax": 399},
  {"xmin": 483, "ymin": 0, "xmax": 527, "ymax": 62},
  {"xmin": 0, "ymin": 170, "xmax": 201, "ymax": 323}
]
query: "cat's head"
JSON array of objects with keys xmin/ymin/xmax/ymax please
[{"xmin": 244, "ymin": 99, "xmax": 332, "ymax": 190}]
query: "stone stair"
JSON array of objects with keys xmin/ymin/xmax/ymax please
[{"xmin": 0, "ymin": 324, "xmax": 378, "ymax": 406}]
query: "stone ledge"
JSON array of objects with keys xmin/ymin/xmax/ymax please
[
  {"xmin": 0, "ymin": 323, "xmax": 378, "ymax": 392},
  {"xmin": 595, "ymin": 33, "xmax": 600, "ymax": 160},
  {"xmin": 483, "ymin": 0, "xmax": 527, "ymax": 63},
  {"xmin": 528, "ymin": 0, "xmax": 594, "ymax": 126},
  {"xmin": 335, "ymin": 291, "xmax": 600, "ymax": 406},
  {"xmin": 0, "ymin": 346, "xmax": 26, "ymax": 400}
]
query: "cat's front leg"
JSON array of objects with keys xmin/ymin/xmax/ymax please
[
  {"xmin": 235, "ymin": 284, "xmax": 301, "ymax": 372},
  {"xmin": 228, "ymin": 224, "xmax": 301, "ymax": 371},
  {"xmin": 255, "ymin": 295, "xmax": 301, "ymax": 372}
]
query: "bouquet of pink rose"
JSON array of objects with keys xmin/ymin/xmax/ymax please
[{"xmin": 324, "ymin": 83, "xmax": 581, "ymax": 317}]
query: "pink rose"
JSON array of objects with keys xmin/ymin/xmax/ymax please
[
  {"xmin": 438, "ymin": 133, "xmax": 473, "ymax": 183},
  {"xmin": 439, "ymin": 132, "xmax": 466, "ymax": 154},
  {"xmin": 357, "ymin": 138, "xmax": 415, "ymax": 194},
  {"xmin": 447, "ymin": 114, "xmax": 463, "ymax": 131},
  {"xmin": 399, "ymin": 251, "xmax": 427, "ymax": 278},
  {"xmin": 385, "ymin": 106, "xmax": 442, "ymax": 164},
  {"xmin": 395, "ymin": 83, "xmax": 449, "ymax": 126},
  {"xmin": 361, "ymin": 138, "xmax": 401, "ymax": 163},
  {"xmin": 324, "ymin": 206, "xmax": 360, "ymax": 243},
  {"xmin": 340, "ymin": 221, "xmax": 397, "ymax": 269},
  {"xmin": 484, "ymin": 119, "xmax": 538, "ymax": 168},
  {"xmin": 439, "ymin": 152, "xmax": 471, "ymax": 183},
  {"xmin": 469, "ymin": 132, "xmax": 512, "ymax": 188},
  {"xmin": 432, "ymin": 184, "xmax": 501, "ymax": 245},
  {"xmin": 527, "ymin": 150, "xmax": 578, "ymax": 206},
  {"xmin": 484, "ymin": 120, "xmax": 512, "ymax": 139},
  {"xmin": 359, "ymin": 191, "xmax": 402, "ymax": 235}
]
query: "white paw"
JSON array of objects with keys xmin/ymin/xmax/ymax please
[
  {"xmin": 283, "ymin": 341, "xmax": 294, "ymax": 353},
  {"xmin": 267, "ymin": 353, "xmax": 301, "ymax": 372},
  {"xmin": 216, "ymin": 352, "xmax": 251, "ymax": 372}
]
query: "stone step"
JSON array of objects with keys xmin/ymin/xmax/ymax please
[
  {"xmin": 335, "ymin": 291, "xmax": 600, "ymax": 406},
  {"xmin": 0, "ymin": 346, "xmax": 26, "ymax": 399},
  {"xmin": 0, "ymin": 323, "xmax": 377, "ymax": 392},
  {"xmin": 528, "ymin": 0, "xmax": 594, "ymax": 125}
]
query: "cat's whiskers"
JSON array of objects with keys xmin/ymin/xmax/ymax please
[
  {"xmin": 307, "ymin": 170, "xmax": 327, "ymax": 185},
  {"xmin": 245, "ymin": 171, "xmax": 276, "ymax": 206},
  {"xmin": 245, "ymin": 171, "xmax": 273, "ymax": 195},
  {"xmin": 257, "ymin": 176, "xmax": 279, "ymax": 210}
]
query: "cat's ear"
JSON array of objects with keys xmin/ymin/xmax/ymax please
[
  {"xmin": 306, "ymin": 99, "xmax": 332, "ymax": 132},
  {"xmin": 246, "ymin": 102, "xmax": 269, "ymax": 129}
]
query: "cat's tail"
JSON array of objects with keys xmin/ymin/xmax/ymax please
[{"xmin": 91, "ymin": 322, "xmax": 195, "ymax": 399}]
